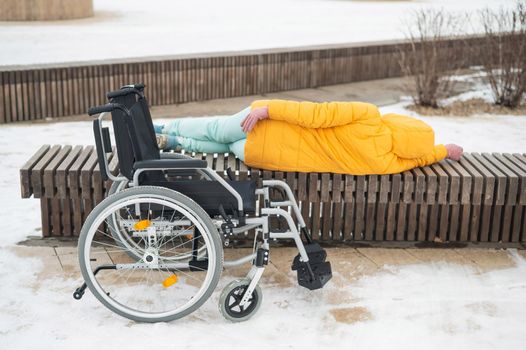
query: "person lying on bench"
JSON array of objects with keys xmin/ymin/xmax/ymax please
[{"xmin": 154, "ymin": 100, "xmax": 463, "ymax": 175}]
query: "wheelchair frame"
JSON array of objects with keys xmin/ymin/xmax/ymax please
[{"xmin": 74, "ymin": 84, "xmax": 332, "ymax": 322}]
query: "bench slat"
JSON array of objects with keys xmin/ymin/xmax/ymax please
[
  {"xmin": 44, "ymin": 145, "xmax": 72, "ymax": 198},
  {"xmin": 297, "ymin": 172, "xmax": 307, "ymax": 201},
  {"xmin": 462, "ymin": 153, "xmax": 495, "ymax": 243},
  {"xmin": 488, "ymin": 153, "xmax": 525, "ymax": 242},
  {"xmin": 57, "ymin": 145, "xmax": 83, "ymax": 199},
  {"xmin": 20, "ymin": 144, "xmax": 50, "ymax": 198},
  {"xmin": 343, "ymin": 175, "xmax": 354, "ymax": 240},
  {"xmin": 354, "ymin": 176, "xmax": 366, "ymax": 240},
  {"xmin": 496, "ymin": 153, "xmax": 526, "ymax": 204},
  {"xmin": 321, "ymin": 201, "xmax": 332, "ymax": 241},
  {"xmin": 375, "ymin": 175, "xmax": 390, "ymax": 240},
  {"xmin": 475, "ymin": 153, "xmax": 507, "ymax": 205},
  {"xmin": 320, "ymin": 173, "xmax": 330, "ymax": 203},
  {"xmin": 215, "ymin": 153, "xmax": 225, "ymax": 177},
  {"xmin": 31, "ymin": 145, "xmax": 61, "ymax": 198},
  {"xmin": 332, "ymin": 174, "xmax": 343, "ymax": 240},
  {"xmin": 469, "ymin": 153, "xmax": 503, "ymax": 242},
  {"xmin": 446, "ymin": 159, "xmax": 473, "ymax": 241},
  {"xmin": 81, "ymin": 148, "xmax": 99, "ymax": 200},
  {"xmin": 68, "ymin": 146, "xmax": 93, "ymax": 199},
  {"xmin": 463, "ymin": 153, "xmax": 495, "ymax": 205},
  {"xmin": 386, "ymin": 174, "xmax": 400, "ymax": 241}
]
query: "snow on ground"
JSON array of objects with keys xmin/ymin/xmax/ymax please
[
  {"xmin": 1, "ymin": 248, "xmax": 525, "ymax": 350},
  {"xmin": 1, "ymin": 79, "xmax": 526, "ymax": 348},
  {"xmin": 0, "ymin": 0, "xmax": 511, "ymax": 66}
]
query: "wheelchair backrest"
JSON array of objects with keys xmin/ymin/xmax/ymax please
[{"xmin": 108, "ymin": 85, "xmax": 160, "ymax": 180}]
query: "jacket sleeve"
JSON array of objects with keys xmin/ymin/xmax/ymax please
[
  {"xmin": 387, "ymin": 144, "xmax": 448, "ymax": 173},
  {"xmin": 251, "ymin": 99, "xmax": 381, "ymax": 128}
]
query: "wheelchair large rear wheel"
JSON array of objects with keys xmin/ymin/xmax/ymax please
[{"xmin": 78, "ymin": 186, "xmax": 223, "ymax": 322}]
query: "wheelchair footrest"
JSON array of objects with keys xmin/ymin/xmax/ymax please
[{"xmin": 291, "ymin": 243, "xmax": 332, "ymax": 290}]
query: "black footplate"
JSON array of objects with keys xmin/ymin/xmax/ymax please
[{"xmin": 291, "ymin": 243, "xmax": 332, "ymax": 290}]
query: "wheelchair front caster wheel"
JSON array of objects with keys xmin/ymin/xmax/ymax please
[{"xmin": 219, "ymin": 279, "xmax": 262, "ymax": 322}]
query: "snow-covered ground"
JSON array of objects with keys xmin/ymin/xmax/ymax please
[
  {"xmin": 1, "ymin": 247, "xmax": 526, "ymax": 350},
  {"xmin": 1, "ymin": 77, "xmax": 526, "ymax": 348},
  {"xmin": 0, "ymin": 0, "xmax": 511, "ymax": 67}
]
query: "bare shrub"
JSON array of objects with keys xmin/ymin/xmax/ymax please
[
  {"xmin": 478, "ymin": 1, "xmax": 526, "ymax": 108},
  {"xmin": 398, "ymin": 9, "xmax": 466, "ymax": 108}
]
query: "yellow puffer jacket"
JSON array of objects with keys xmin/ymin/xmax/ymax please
[{"xmin": 244, "ymin": 100, "xmax": 447, "ymax": 175}]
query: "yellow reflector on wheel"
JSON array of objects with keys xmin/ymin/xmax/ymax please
[
  {"xmin": 133, "ymin": 219, "xmax": 151, "ymax": 230},
  {"xmin": 162, "ymin": 274, "xmax": 178, "ymax": 288}
]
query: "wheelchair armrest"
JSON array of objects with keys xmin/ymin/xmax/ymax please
[{"xmin": 134, "ymin": 159, "xmax": 208, "ymax": 170}]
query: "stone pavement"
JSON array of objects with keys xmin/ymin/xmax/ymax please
[{"xmin": 12, "ymin": 244, "xmax": 525, "ymax": 284}]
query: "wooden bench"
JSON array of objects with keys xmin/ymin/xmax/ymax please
[{"xmin": 20, "ymin": 145, "xmax": 526, "ymax": 244}]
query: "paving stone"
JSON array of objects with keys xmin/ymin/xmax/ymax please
[
  {"xmin": 326, "ymin": 248, "xmax": 379, "ymax": 285},
  {"xmin": 12, "ymin": 245, "xmax": 56, "ymax": 257},
  {"xmin": 356, "ymin": 248, "xmax": 420, "ymax": 267},
  {"xmin": 405, "ymin": 248, "xmax": 474, "ymax": 266},
  {"xmin": 12, "ymin": 246, "xmax": 62, "ymax": 281},
  {"xmin": 454, "ymin": 249, "xmax": 516, "ymax": 272},
  {"xmin": 56, "ymin": 246, "xmax": 111, "ymax": 278}
]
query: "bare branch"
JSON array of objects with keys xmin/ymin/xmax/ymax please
[
  {"xmin": 397, "ymin": 8, "xmax": 467, "ymax": 108},
  {"xmin": 478, "ymin": 0, "xmax": 526, "ymax": 108}
]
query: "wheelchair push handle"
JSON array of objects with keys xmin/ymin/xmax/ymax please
[
  {"xmin": 106, "ymin": 83, "xmax": 145, "ymax": 99},
  {"xmin": 87, "ymin": 103, "xmax": 118, "ymax": 116},
  {"xmin": 88, "ymin": 102, "xmax": 131, "ymax": 117}
]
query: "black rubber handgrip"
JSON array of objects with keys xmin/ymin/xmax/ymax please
[
  {"xmin": 106, "ymin": 88, "xmax": 134, "ymax": 99},
  {"xmin": 106, "ymin": 83, "xmax": 145, "ymax": 99},
  {"xmin": 119, "ymin": 83, "xmax": 145, "ymax": 90},
  {"xmin": 87, "ymin": 103, "xmax": 116, "ymax": 116}
]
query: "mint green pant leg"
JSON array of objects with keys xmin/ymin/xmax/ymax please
[
  {"xmin": 228, "ymin": 139, "xmax": 246, "ymax": 161},
  {"xmin": 163, "ymin": 107, "xmax": 249, "ymax": 160},
  {"xmin": 164, "ymin": 107, "xmax": 249, "ymax": 143},
  {"xmin": 177, "ymin": 137, "xmax": 231, "ymax": 154}
]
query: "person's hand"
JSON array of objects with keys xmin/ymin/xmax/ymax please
[
  {"xmin": 240, "ymin": 106, "xmax": 269, "ymax": 133},
  {"xmin": 156, "ymin": 134, "xmax": 167, "ymax": 150},
  {"xmin": 445, "ymin": 144, "xmax": 463, "ymax": 161}
]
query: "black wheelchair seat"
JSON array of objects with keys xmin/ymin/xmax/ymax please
[{"xmin": 145, "ymin": 179, "xmax": 257, "ymax": 216}]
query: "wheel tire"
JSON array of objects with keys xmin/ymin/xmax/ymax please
[
  {"xmin": 219, "ymin": 279, "xmax": 263, "ymax": 322},
  {"xmin": 78, "ymin": 186, "xmax": 223, "ymax": 323}
]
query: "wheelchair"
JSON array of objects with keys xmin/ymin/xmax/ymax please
[{"xmin": 73, "ymin": 84, "xmax": 332, "ymax": 323}]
